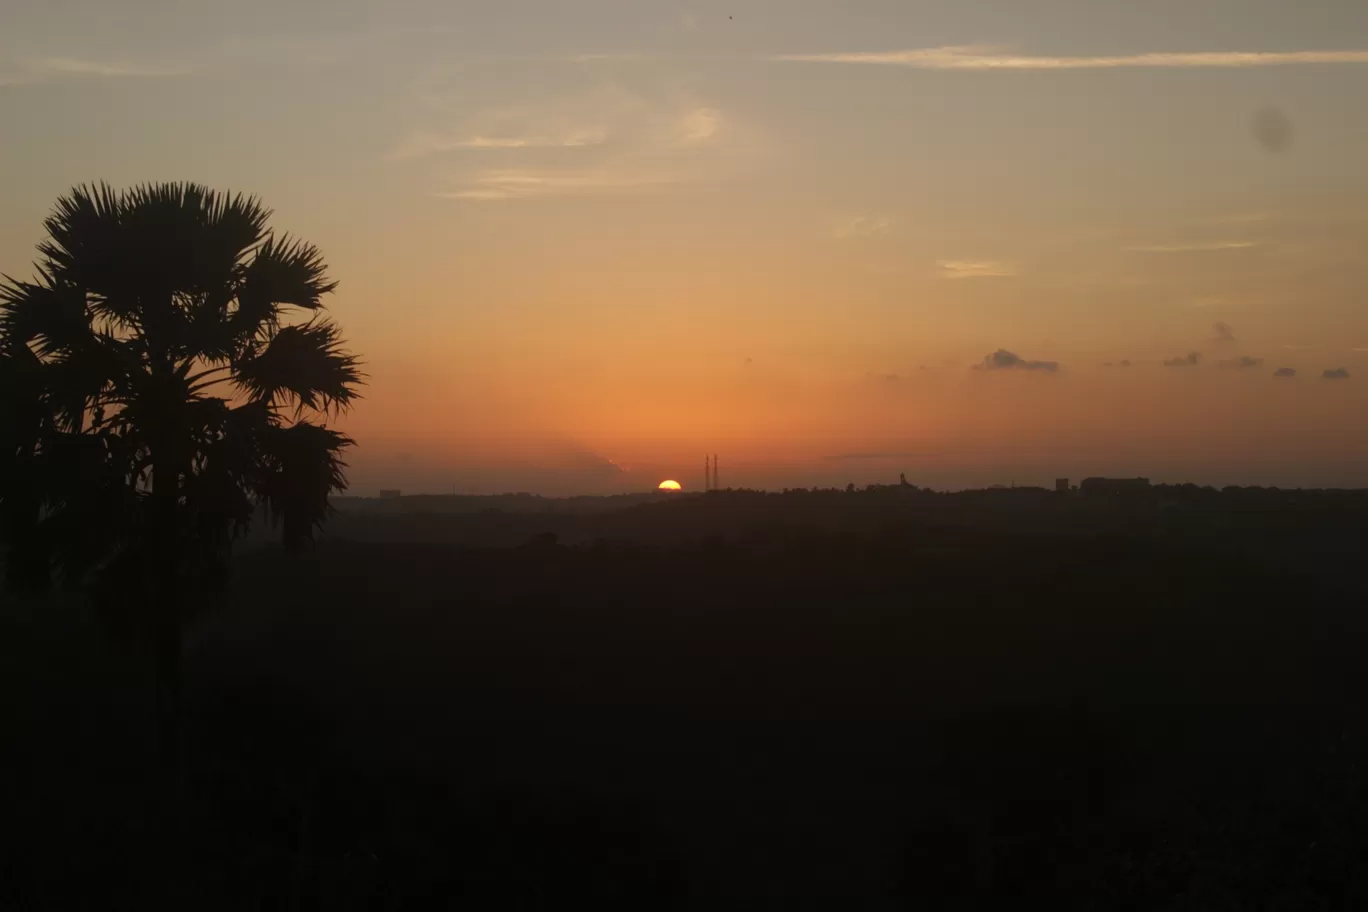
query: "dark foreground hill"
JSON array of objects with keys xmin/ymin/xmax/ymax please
[{"xmin": 5, "ymin": 492, "xmax": 1368, "ymax": 907}]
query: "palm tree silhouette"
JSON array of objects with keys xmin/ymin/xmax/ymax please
[{"xmin": 0, "ymin": 183, "xmax": 363, "ymax": 771}]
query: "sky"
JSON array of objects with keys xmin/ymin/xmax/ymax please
[{"xmin": 5, "ymin": 0, "xmax": 1368, "ymax": 494}]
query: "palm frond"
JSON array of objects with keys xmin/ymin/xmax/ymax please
[
  {"xmin": 182, "ymin": 399, "xmax": 259, "ymax": 556},
  {"xmin": 256, "ymin": 420, "xmax": 352, "ymax": 551},
  {"xmin": 37, "ymin": 183, "xmax": 271, "ymax": 348},
  {"xmin": 36, "ymin": 182, "xmax": 122, "ymax": 280},
  {"xmin": 233, "ymin": 319, "xmax": 363, "ymax": 413},
  {"xmin": 0, "ymin": 351, "xmax": 52, "ymax": 583},
  {"xmin": 232, "ymin": 235, "xmax": 338, "ymax": 341},
  {"xmin": 39, "ymin": 429, "xmax": 143, "ymax": 584},
  {"xmin": 0, "ymin": 273, "xmax": 91, "ymax": 357},
  {"xmin": 0, "ymin": 347, "xmax": 47, "ymax": 451}
]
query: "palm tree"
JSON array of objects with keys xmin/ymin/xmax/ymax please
[{"xmin": 0, "ymin": 182, "xmax": 363, "ymax": 766}]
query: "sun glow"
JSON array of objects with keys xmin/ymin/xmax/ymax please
[{"xmin": 658, "ymin": 480, "xmax": 682, "ymax": 491}]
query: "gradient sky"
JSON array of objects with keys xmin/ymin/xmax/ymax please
[{"xmin": 5, "ymin": 0, "xmax": 1368, "ymax": 494}]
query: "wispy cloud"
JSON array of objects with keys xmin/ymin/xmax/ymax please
[
  {"xmin": 1323, "ymin": 367, "xmax": 1352, "ymax": 380},
  {"xmin": 833, "ymin": 215, "xmax": 893, "ymax": 240},
  {"xmin": 1130, "ymin": 241, "xmax": 1260, "ymax": 253},
  {"xmin": 1219, "ymin": 356, "xmax": 1263, "ymax": 369},
  {"xmin": 0, "ymin": 55, "xmax": 184, "ymax": 87},
  {"xmin": 3, "ymin": 28, "xmax": 415, "ymax": 88},
  {"xmin": 772, "ymin": 45, "xmax": 1368, "ymax": 70},
  {"xmin": 439, "ymin": 170, "xmax": 674, "ymax": 201},
  {"xmin": 1212, "ymin": 322, "xmax": 1237, "ymax": 344},
  {"xmin": 939, "ymin": 260, "xmax": 1016, "ymax": 279},
  {"xmin": 1164, "ymin": 352, "xmax": 1202, "ymax": 368},
  {"xmin": 1210, "ymin": 212, "xmax": 1274, "ymax": 225},
  {"xmin": 1273, "ymin": 367, "xmax": 1297, "ymax": 378},
  {"xmin": 567, "ymin": 52, "xmax": 653, "ymax": 64},
  {"xmin": 392, "ymin": 130, "xmax": 606, "ymax": 160},
  {"xmin": 406, "ymin": 75, "xmax": 755, "ymax": 201}
]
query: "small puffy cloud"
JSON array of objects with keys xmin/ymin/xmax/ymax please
[
  {"xmin": 678, "ymin": 107, "xmax": 721, "ymax": 141},
  {"xmin": 1323, "ymin": 367, "xmax": 1351, "ymax": 380},
  {"xmin": 1102, "ymin": 359, "xmax": 1133, "ymax": 368},
  {"xmin": 1163, "ymin": 352, "xmax": 1201, "ymax": 367},
  {"xmin": 1212, "ymin": 322, "xmax": 1236, "ymax": 343},
  {"xmin": 1273, "ymin": 367, "xmax": 1297, "ymax": 377},
  {"xmin": 939, "ymin": 260, "xmax": 1017, "ymax": 279},
  {"xmin": 1252, "ymin": 105, "xmax": 1294, "ymax": 153},
  {"xmin": 1219, "ymin": 356, "xmax": 1263, "ymax": 369},
  {"xmin": 833, "ymin": 215, "xmax": 893, "ymax": 239},
  {"xmin": 974, "ymin": 349, "xmax": 1059, "ymax": 372}
]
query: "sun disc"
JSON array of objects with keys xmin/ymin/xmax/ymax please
[{"xmin": 658, "ymin": 480, "xmax": 682, "ymax": 491}]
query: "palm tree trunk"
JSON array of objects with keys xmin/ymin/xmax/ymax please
[
  {"xmin": 149, "ymin": 436, "xmax": 185, "ymax": 796},
  {"xmin": 154, "ymin": 615, "xmax": 183, "ymax": 792}
]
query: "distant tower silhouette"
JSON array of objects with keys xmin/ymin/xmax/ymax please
[
  {"xmin": 714, "ymin": 454, "xmax": 719, "ymax": 490},
  {"xmin": 704, "ymin": 455, "xmax": 712, "ymax": 491}
]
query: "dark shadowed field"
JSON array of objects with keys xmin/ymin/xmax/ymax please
[{"xmin": 6, "ymin": 488, "xmax": 1368, "ymax": 908}]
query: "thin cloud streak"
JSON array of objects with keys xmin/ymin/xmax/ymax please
[
  {"xmin": 772, "ymin": 45, "xmax": 1368, "ymax": 70},
  {"xmin": 1130, "ymin": 241, "xmax": 1260, "ymax": 253},
  {"xmin": 939, "ymin": 260, "xmax": 1016, "ymax": 279},
  {"xmin": 2, "ymin": 27, "xmax": 420, "ymax": 88},
  {"xmin": 834, "ymin": 216, "xmax": 893, "ymax": 240},
  {"xmin": 567, "ymin": 53, "xmax": 653, "ymax": 64},
  {"xmin": 392, "ymin": 130, "xmax": 606, "ymax": 160},
  {"xmin": 0, "ymin": 56, "xmax": 185, "ymax": 86},
  {"xmin": 439, "ymin": 170, "xmax": 675, "ymax": 201}
]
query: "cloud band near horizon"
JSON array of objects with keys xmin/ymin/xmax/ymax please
[{"xmin": 772, "ymin": 46, "xmax": 1368, "ymax": 70}]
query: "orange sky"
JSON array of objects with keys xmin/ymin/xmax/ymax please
[{"xmin": 5, "ymin": 1, "xmax": 1368, "ymax": 493}]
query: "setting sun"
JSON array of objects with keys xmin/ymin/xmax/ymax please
[{"xmin": 658, "ymin": 480, "xmax": 682, "ymax": 491}]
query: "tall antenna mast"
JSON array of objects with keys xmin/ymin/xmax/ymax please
[{"xmin": 714, "ymin": 454, "xmax": 719, "ymax": 491}]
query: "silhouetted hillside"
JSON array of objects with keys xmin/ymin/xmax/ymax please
[
  {"xmin": 323, "ymin": 485, "xmax": 1368, "ymax": 592},
  {"xmin": 7, "ymin": 492, "xmax": 1368, "ymax": 907}
]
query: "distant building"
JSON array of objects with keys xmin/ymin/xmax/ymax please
[
  {"xmin": 379, "ymin": 489, "xmax": 402, "ymax": 499},
  {"xmin": 1055, "ymin": 478, "xmax": 1069, "ymax": 493},
  {"xmin": 1080, "ymin": 477, "xmax": 1150, "ymax": 497}
]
